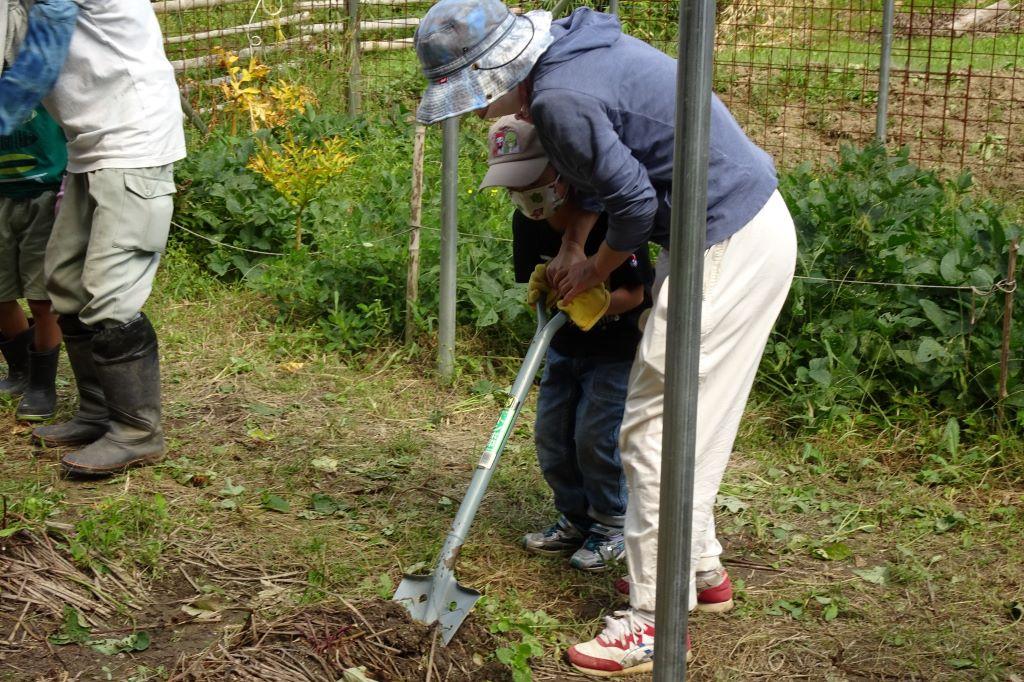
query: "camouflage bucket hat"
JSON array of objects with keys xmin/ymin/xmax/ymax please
[{"xmin": 414, "ymin": 0, "xmax": 552, "ymax": 125}]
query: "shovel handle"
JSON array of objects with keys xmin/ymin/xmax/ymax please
[{"xmin": 426, "ymin": 305, "xmax": 566, "ymax": 585}]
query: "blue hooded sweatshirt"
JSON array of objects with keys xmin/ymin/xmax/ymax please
[{"xmin": 529, "ymin": 8, "xmax": 778, "ymax": 252}]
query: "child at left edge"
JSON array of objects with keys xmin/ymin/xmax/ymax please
[{"xmin": 481, "ymin": 114, "xmax": 653, "ymax": 573}]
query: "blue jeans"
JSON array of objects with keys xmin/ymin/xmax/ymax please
[{"xmin": 534, "ymin": 347, "xmax": 631, "ymax": 532}]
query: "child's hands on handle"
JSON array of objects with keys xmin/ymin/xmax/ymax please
[{"xmin": 527, "ymin": 264, "xmax": 559, "ymax": 308}]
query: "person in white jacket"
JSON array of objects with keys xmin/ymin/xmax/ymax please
[{"xmin": 1, "ymin": 0, "xmax": 186, "ymax": 477}]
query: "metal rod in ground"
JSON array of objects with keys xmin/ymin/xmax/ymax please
[
  {"xmin": 405, "ymin": 124, "xmax": 427, "ymax": 347},
  {"xmin": 653, "ymin": 0, "xmax": 715, "ymax": 677},
  {"xmin": 876, "ymin": 0, "xmax": 895, "ymax": 143},
  {"xmin": 608, "ymin": 0, "xmax": 619, "ymax": 15},
  {"xmin": 998, "ymin": 239, "xmax": 1018, "ymax": 420},
  {"xmin": 347, "ymin": 0, "xmax": 361, "ymax": 115},
  {"xmin": 438, "ymin": 117, "xmax": 459, "ymax": 383}
]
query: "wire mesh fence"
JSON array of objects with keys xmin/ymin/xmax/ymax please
[{"xmin": 169, "ymin": 0, "xmax": 1023, "ymax": 189}]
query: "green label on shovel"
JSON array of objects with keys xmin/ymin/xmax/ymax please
[{"xmin": 477, "ymin": 401, "xmax": 519, "ymax": 469}]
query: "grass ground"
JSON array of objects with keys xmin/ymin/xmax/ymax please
[{"xmin": 0, "ymin": 251, "xmax": 1021, "ymax": 681}]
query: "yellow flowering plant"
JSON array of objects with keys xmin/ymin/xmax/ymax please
[{"xmin": 214, "ymin": 48, "xmax": 317, "ymax": 133}]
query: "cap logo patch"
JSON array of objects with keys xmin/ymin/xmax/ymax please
[{"xmin": 492, "ymin": 128, "xmax": 520, "ymax": 157}]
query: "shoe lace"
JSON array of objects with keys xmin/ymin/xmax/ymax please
[{"xmin": 600, "ymin": 610, "xmax": 648, "ymax": 644}]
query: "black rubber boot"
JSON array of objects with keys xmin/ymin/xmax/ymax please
[
  {"xmin": 61, "ymin": 314, "xmax": 165, "ymax": 477},
  {"xmin": 0, "ymin": 326, "xmax": 33, "ymax": 396},
  {"xmin": 16, "ymin": 342, "xmax": 60, "ymax": 421},
  {"xmin": 33, "ymin": 316, "xmax": 109, "ymax": 447}
]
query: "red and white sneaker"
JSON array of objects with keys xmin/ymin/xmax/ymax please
[
  {"xmin": 566, "ymin": 610, "xmax": 691, "ymax": 677},
  {"xmin": 614, "ymin": 570, "xmax": 735, "ymax": 613}
]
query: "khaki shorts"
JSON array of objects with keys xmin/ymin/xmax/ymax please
[
  {"xmin": 0, "ymin": 191, "xmax": 58, "ymax": 301},
  {"xmin": 45, "ymin": 165, "xmax": 175, "ymax": 327}
]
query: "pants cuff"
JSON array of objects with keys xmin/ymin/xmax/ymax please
[
  {"xmin": 629, "ymin": 578, "xmax": 699, "ymax": 614},
  {"xmin": 588, "ymin": 507, "xmax": 625, "ymax": 528},
  {"xmin": 696, "ymin": 555, "xmax": 723, "ymax": 573}
]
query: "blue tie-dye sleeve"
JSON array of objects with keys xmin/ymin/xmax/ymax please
[{"xmin": 0, "ymin": 0, "xmax": 78, "ymax": 135}]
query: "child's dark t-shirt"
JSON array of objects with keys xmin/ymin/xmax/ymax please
[{"xmin": 512, "ymin": 210, "xmax": 653, "ymax": 361}]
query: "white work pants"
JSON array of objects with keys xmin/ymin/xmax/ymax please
[{"xmin": 622, "ymin": 190, "xmax": 797, "ymax": 613}]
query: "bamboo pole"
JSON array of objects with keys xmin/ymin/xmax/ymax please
[
  {"xmin": 359, "ymin": 37, "xmax": 415, "ymax": 52},
  {"xmin": 164, "ymin": 12, "xmax": 310, "ymax": 45},
  {"xmin": 171, "ymin": 34, "xmax": 312, "ymax": 71},
  {"xmin": 998, "ymin": 239, "xmax": 1018, "ymax": 420},
  {"xmin": 405, "ymin": 124, "xmax": 427, "ymax": 347},
  {"xmin": 153, "ymin": 0, "xmax": 245, "ymax": 14}
]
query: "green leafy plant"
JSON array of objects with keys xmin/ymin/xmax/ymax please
[
  {"xmin": 480, "ymin": 597, "xmax": 567, "ymax": 681},
  {"xmin": 771, "ymin": 144, "xmax": 1022, "ymax": 426}
]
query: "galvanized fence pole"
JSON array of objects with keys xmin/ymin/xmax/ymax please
[
  {"xmin": 347, "ymin": 0, "xmax": 361, "ymax": 115},
  {"xmin": 438, "ymin": 117, "xmax": 460, "ymax": 383},
  {"xmin": 876, "ymin": 0, "xmax": 895, "ymax": 143},
  {"xmin": 652, "ymin": 0, "xmax": 716, "ymax": 676},
  {"xmin": 608, "ymin": 0, "xmax": 619, "ymax": 15}
]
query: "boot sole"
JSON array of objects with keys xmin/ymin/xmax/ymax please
[
  {"xmin": 33, "ymin": 429, "xmax": 110, "ymax": 448},
  {"xmin": 17, "ymin": 412, "xmax": 56, "ymax": 422},
  {"xmin": 61, "ymin": 452, "xmax": 165, "ymax": 477}
]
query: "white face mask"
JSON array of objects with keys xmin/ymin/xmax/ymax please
[
  {"xmin": 484, "ymin": 87, "xmax": 524, "ymax": 119},
  {"xmin": 509, "ymin": 178, "xmax": 566, "ymax": 221}
]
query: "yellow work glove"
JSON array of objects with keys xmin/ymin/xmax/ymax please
[
  {"xmin": 557, "ymin": 284, "xmax": 611, "ymax": 332},
  {"xmin": 526, "ymin": 263, "xmax": 558, "ymax": 308}
]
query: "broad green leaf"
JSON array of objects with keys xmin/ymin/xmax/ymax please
[
  {"xmin": 261, "ymin": 493, "xmax": 291, "ymax": 513},
  {"xmin": 914, "ymin": 337, "xmax": 947, "ymax": 364},
  {"xmin": 852, "ymin": 566, "xmax": 889, "ymax": 585},
  {"xmin": 918, "ymin": 299, "xmax": 951, "ymax": 336},
  {"xmin": 49, "ymin": 607, "xmax": 92, "ymax": 645},
  {"xmin": 939, "ymin": 250, "xmax": 961, "ymax": 283},
  {"xmin": 812, "ymin": 542, "xmax": 852, "ymax": 561}
]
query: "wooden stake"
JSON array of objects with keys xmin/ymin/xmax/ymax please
[
  {"xmin": 405, "ymin": 124, "xmax": 426, "ymax": 347},
  {"xmin": 998, "ymin": 239, "xmax": 1018, "ymax": 419}
]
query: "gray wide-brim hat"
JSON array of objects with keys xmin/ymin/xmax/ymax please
[{"xmin": 414, "ymin": 1, "xmax": 553, "ymax": 125}]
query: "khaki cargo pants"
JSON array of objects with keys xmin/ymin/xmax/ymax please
[{"xmin": 45, "ymin": 165, "xmax": 175, "ymax": 328}]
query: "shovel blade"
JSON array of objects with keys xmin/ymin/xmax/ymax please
[{"xmin": 393, "ymin": 573, "xmax": 481, "ymax": 645}]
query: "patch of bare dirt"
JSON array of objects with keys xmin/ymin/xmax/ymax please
[{"xmin": 170, "ymin": 599, "xmax": 511, "ymax": 682}]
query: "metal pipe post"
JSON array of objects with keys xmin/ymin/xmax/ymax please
[
  {"xmin": 608, "ymin": 0, "xmax": 619, "ymax": 15},
  {"xmin": 347, "ymin": 0, "xmax": 361, "ymax": 115},
  {"xmin": 876, "ymin": 0, "xmax": 895, "ymax": 143},
  {"xmin": 438, "ymin": 117, "xmax": 459, "ymax": 383},
  {"xmin": 652, "ymin": 0, "xmax": 716, "ymax": 676}
]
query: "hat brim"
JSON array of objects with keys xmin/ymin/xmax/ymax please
[
  {"xmin": 479, "ymin": 156, "xmax": 549, "ymax": 190},
  {"xmin": 416, "ymin": 11, "xmax": 553, "ymax": 125}
]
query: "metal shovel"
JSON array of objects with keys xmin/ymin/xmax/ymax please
[{"xmin": 394, "ymin": 303, "xmax": 567, "ymax": 644}]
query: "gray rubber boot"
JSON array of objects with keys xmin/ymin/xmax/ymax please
[
  {"xmin": 33, "ymin": 317, "xmax": 109, "ymax": 447},
  {"xmin": 16, "ymin": 342, "xmax": 60, "ymax": 421},
  {"xmin": 0, "ymin": 326, "xmax": 33, "ymax": 396},
  {"xmin": 61, "ymin": 314, "xmax": 165, "ymax": 477}
]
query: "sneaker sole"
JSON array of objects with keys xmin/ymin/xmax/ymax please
[
  {"xmin": 571, "ymin": 661, "xmax": 653, "ymax": 678},
  {"xmin": 571, "ymin": 550, "xmax": 626, "ymax": 573},
  {"xmin": 524, "ymin": 545, "xmax": 580, "ymax": 556},
  {"xmin": 570, "ymin": 650, "xmax": 692, "ymax": 677},
  {"xmin": 697, "ymin": 598, "xmax": 734, "ymax": 613}
]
